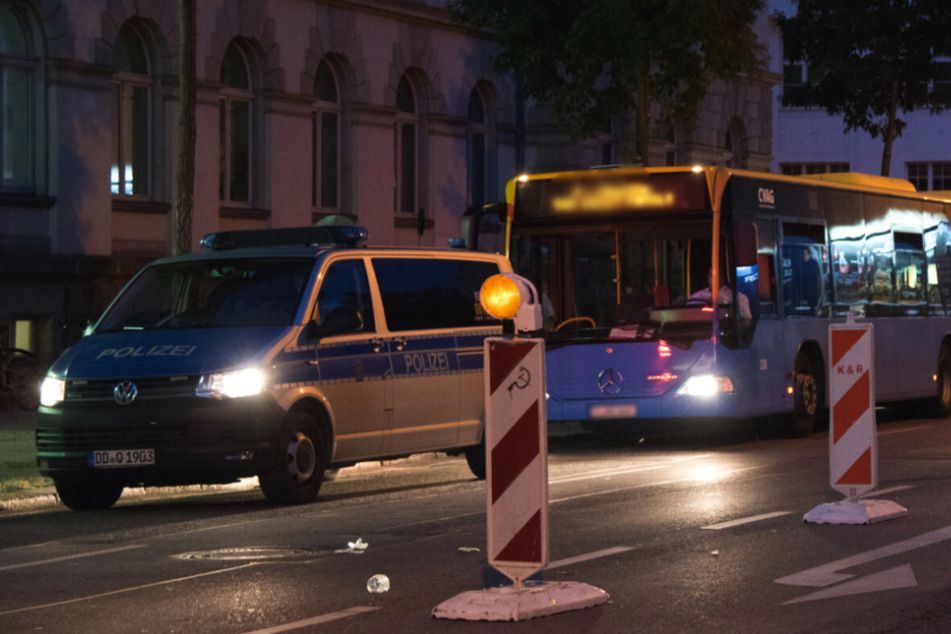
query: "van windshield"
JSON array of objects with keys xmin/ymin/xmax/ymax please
[{"xmin": 96, "ymin": 258, "xmax": 314, "ymax": 331}]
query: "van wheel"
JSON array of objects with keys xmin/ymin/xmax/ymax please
[
  {"xmin": 54, "ymin": 476, "xmax": 123, "ymax": 511},
  {"xmin": 464, "ymin": 437, "xmax": 486, "ymax": 480},
  {"xmin": 788, "ymin": 354, "xmax": 819, "ymax": 437},
  {"xmin": 937, "ymin": 352, "xmax": 951, "ymax": 418},
  {"xmin": 259, "ymin": 410, "xmax": 326, "ymax": 504}
]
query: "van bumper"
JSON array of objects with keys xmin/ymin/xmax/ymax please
[{"xmin": 36, "ymin": 396, "xmax": 285, "ymax": 487}]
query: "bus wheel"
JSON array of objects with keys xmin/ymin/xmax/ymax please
[
  {"xmin": 464, "ymin": 437, "xmax": 486, "ymax": 480},
  {"xmin": 259, "ymin": 410, "xmax": 326, "ymax": 505},
  {"xmin": 54, "ymin": 476, "xmax": 123, "ymax": 511},
  {"xmin": 789, "ymin": 354, "xmax": 818, "ymax": 437},
  {"xmin": 937, "ymin": 353, "xmax": 951, "ymax": 418}
]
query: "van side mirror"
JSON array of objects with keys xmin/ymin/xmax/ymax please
[{"xmin": 306, "ymin": 308, "xmax": 363, "ymax": 339}]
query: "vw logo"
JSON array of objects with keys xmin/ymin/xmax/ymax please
[
  {"xmin": 114, "ymin": 381, "xmax": 138, "ymax": 406},
  {"xmin": 597, "ymin": 368, "xmax": 622, "ymax": 395}
]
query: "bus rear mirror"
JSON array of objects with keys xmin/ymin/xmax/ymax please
[{"xmin": 735, "ymin": 220, "xmax": 758, "ymax": 267}]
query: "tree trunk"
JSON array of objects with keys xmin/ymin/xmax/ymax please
[
  {"xmin": 880, "ymin": 77, "xmax": 899, "ymax": 177},
  {"xmin": 174, "ymin": 0, "xmax": 197, "ymax": 255}
]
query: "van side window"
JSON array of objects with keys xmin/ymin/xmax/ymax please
[
  {"xmin": 372, "ymin": 259, "xmax": 501, "ymax": 331},
  {"xmin": 315, "ymin": 259, "xmax": 375, "ymax": 333}
]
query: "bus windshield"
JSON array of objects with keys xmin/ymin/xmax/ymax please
[{"xmin": 511, "ymin": 219, "xmax": 740, "ymax": 346}]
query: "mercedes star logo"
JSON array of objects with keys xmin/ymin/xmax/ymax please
[
  {"xmin": 114, "ymin": 380, "xmax": 139, "ymax": 406},
  {"xmin": 597, "ymin": 368, "xmax": 622, "ymax": 395}
]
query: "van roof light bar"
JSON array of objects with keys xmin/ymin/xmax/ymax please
[{"xmin": 200, "ymin": 225, "xmax": 369, "ymax": 251}]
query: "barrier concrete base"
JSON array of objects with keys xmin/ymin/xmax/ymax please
[
  {"xmin": 432, "ymin": 581, "xmax": 609, "ymax": 621},
  {"xmin": 804, "ymin": 498, "xmax": 907, "ymax": 525}
]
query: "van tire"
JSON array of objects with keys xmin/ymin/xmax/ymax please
[
  {"xmin": 54, "ymin": 476, "xmax": 123, "ymax": 511},
  {"xmin": 464, "ymin": 438, "xmax": 486, "ymax": 479},
  {"xmin": 788, "ymin": 353, "xmax": 819, "ymax": 438},
  {"xmin": 259, "ymin": 410, "xmax": 326, "ymax": 505}
]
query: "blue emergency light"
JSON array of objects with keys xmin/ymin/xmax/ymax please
[{"xmin": 200, "ymin": 225, "xmax": 369, "ymax": 251}]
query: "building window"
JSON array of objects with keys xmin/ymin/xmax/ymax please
[
  {"xmin": 394, "ymin": 75, "xmax": 417, "ymax": 214},
  {"xmin": 219, "ymin": 42, "xmax": 252, "ymax": 204},
  {"xmin": 467, "ymin": 87, "xmax": 487, "ymax": 208},
  {"xmin": 0, "ymin": 5, "xmax": 32, "ymax": 191},
  {"xmin": 781, "ymin": 162, "xmax": 850, "ymax": 176},
  {"xmin": 112, "ymin": 22, "xmax": 151, "ymax": 197},
  {"xmin": 312, "ymin": 59, "xmax": 340, "ymax": 210},
  {"xmin": 906, "ymin": 162, "xmax": 951, "ymax": 191}
]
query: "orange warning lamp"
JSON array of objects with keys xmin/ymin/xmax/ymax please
[{"xmin": 480, "ymin": 273, "xmax": 543, "ymax": 332}]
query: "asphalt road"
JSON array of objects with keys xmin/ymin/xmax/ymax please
[{"xmin": 1, "ymin": 410, "xmax": 951, "ymax": 633}]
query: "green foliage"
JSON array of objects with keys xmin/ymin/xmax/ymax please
[
  {"xmin": 778, "ymin": 0, "xmax": 951, "ymax": 173},
  {"xmin": 450, "ymin": 0, "xmax": 764, "ymax": 162}
]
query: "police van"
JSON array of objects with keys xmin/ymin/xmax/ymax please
[{"xmin": 36, "ymin": 225, "xmax": 511, "ymax": 510}]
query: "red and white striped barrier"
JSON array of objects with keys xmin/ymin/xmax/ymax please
[
  {"xmin": 829, "ymin": 322, "xmax": 877, "ymax": 498},
  {"xmin": 485, "ymin": 338, "xmax": 548, "ymax": 582},
  {"xmin": 803, "ymin": 319, "xmax": 906, "ymax": 525},
  {"xmin": 433, "ymin": 336, "xmax": 609, "ymax": 621}
]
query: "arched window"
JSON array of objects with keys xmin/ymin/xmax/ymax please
[
  {"xmin": 467, "ymin": 87, "xmax": 488, "ymax": 208},
  {"xmin": 312, "ymin": 59, "xmax": 339, "ymax": 210},
  {"xmin": 112, "ymin": 22, "xmax": 151, "ymax": 196},
  {"xmin": 394, "ymin": 75, "xmax": 417, "ymax": 214},
  {"xmin": 0, "ymin": 5, "xmax": 32, "ymax": 190},
  {"xmin": 219, "ymin": 42, "xmax": 253, "ymax": 203}
]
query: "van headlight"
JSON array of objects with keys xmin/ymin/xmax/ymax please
[
  {"xmin": 676, "ymin": 375, "xmax": 734, "ymax": 397},
  {"xmin": 196, "ymin": 368, "xmax": 267, "ymax": 399},
  {"xmin": 40, "ymin": 376, "xmax": 66, "ymax": 407}
]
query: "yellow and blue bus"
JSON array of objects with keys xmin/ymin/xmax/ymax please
[{"xmin": 500, "ymin": 166, "xmax": 951, "ymax": 436}]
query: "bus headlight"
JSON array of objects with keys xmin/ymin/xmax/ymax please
[
  {"xmin": 196, "ymin": 368, "xmax": 267, "ymax": 399},
  {"xmin": 40, "ymin": 376, "xmax": 65, "ymax": 407},
  {"xmin": 676, "ymin": 375, "xmax": 734, "ymax": 397}
]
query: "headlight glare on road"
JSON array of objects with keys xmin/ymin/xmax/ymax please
[
  {"xmin": 196, "ymin": 368, "xmax": 267, "ymax": 399},
  {"xmin": 39, "ymin": 376, "xmax": 65, "ymax": 407}
]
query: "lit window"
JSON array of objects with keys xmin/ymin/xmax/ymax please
[{"xmin": 112, "ymin": 22, "xmax": 151, "ymax": 197}]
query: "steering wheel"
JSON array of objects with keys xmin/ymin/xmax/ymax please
[{"xmin": 554, "ymin": 316, "xmax": 596, "ymax": 331}]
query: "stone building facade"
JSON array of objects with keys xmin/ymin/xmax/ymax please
[{"xmin": 0, "ymin": 0, "xmax": 777, "ymax": 367}]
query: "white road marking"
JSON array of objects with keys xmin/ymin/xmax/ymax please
[
  {"xmin": 878, "ymin": 425, "xmax": 932, "ymax": 436},
  {"xmin": 783, "ymin": 565, "xmax": 917, "ymax": 605},
  {"xmin": 548, "ymin": 546, "xmax": 635, "ymax": 569},
  {"xmin": 0, "ymin": 563, "xmax": 256, "ymax": 616},
  {"xmin": 549, "ymin": 455, "xmax": 714, "ymax": 484},
  {"xmin": 859, "ymin": 484, "xmax": 914, "ymax": 498},
  {"xmin": 0, "ymin": 544, "xmax": 146, "ymax": 572},
  {"xmin": 775, "ymin": 524, "xmax": 951, "ymax": 587},
  {"xmin": 242, "ymin": 606, "xmax": 381, "ymax": 633},
  {"xmin": 701, "ymin": 511, "xmax": 793, "ymax": 530},
  {"xmin": 551, "ymin": 466, "xmax": 763, "ymax": 504}
]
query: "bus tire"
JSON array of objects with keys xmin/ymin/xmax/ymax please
[
  {"xmin": 937, "ymin": 352, "xmax": 951, "ymax": 418},
  {"xmin": 54, "ymin": 476, "xmax": 123, "ymax": 511},
  {"xmin": 259, "ymin": 410, "xmax": 326, "ymax": 505},
  {"xmin": 788, "ymin": 353, "xmax": 819, "ymax": 437},
  {"xmin": 464, "ymin": 436, "xmax": 486, "ymax": 480}
]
